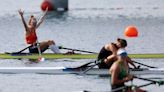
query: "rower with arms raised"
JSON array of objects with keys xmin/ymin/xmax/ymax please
[{"xmin": 18, "ymin": 8, "xmax": 60, "ymax": 54}]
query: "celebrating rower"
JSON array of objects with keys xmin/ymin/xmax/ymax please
[
  {"xmin": 97, "ymin": 38, "xmax": 137, "ymax": 69},
  {"xmin": 18, "ymin": 8, "xmax": 60, "ymax": 54},
  {"xmin": 109, "ymin": 49, "xmax": 146, "ymax": 92}
]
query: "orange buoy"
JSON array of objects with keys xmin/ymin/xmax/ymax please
[
  {"xmin": 41, "ymin": 0, "xmax": 54, "ymax": 11},
  {"xmin": 124, "ymin": 26, "xmax": 138, "ymax": 37}
]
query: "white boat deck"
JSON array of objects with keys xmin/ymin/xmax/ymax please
[{"xmin": 0, "ymin": 67, "xmax": 164, "ymax": 75}]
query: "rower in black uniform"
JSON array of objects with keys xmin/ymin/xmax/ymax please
[{"xmin": 97, "ymin": 38, "xmax": 137, "ymax": 69}]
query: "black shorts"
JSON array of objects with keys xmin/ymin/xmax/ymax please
[
  {"xmin": 98, "ymin": 60, "xmax": 114, "ymax": 69},
  {"xmin": 98, "ymin": 61, "xmax": 109, "ymax": 69},
  {"xmin": 29, "ymin": 44, "xmax": 48, "ymax": 53}
]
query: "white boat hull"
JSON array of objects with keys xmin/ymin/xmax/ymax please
[{"xmin": 0, "ymin": 67, "xmax": 164, "ymax": 75}]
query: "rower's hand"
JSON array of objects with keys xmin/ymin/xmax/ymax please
[
  {"xmin": 44, "ymin": 7, "xmax": 49, "ymax": 14},
  {"xmin": 18, "ymin": 9, "xmax": 24, "ymax": 16},
  {"xmin": 104, "ymin": 58, "xmax": 107, "ymax": 62},
  {"xmin": 58, "ymin": 46, "xmax": 63, "ymax": 49},
  {"xmin": 95, "ymin": 60, "xmax": 101, "ymax": 65},
  {"xmin": 136, "ymin": 65, "xmax": 140, "ymax": 69},
  {"xmin": 46, "ymin": 7, "xmax": 49, "ymax": 11},
  {"xmin": 133, "ymin": 65, "xmax": 140, "ymax": 69},
  {"xmin": 124, "ymin": 75, "xmax": 133, "ymax": 82}
]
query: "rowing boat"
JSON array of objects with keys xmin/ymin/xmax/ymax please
[
  {"xmin": 0, "ymin": 67, "xmax": 164, "ymax": 75},
  {"xmin": 0, "ymin": 53, "xmax": 164, "ymax": 59}
]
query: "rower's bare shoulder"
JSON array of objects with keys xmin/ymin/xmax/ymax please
[
  {"xmin": 105, "ymin": 43, "xmax": 113, "ymax": 50},
  {"xmin": 110, "ymin": 62, "xmax": 119, "ymax": 72},
  {"xmin": 108, "ymin": 43, "xmax": 117, "ymax": 52}
]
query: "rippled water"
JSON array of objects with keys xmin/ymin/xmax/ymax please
[
  {"xmin": 0, "ymin": 0, "xmax": 164, "ymax": 53},
  {"xmin": 0, "ymin": 0, "xmax": 164, "ymax": 92}
]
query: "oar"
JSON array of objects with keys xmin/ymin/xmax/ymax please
[
  {"xmin": 75, "ymin": 61, "xmax": 95, "ymax": 69},
  {"xmin": 83, "ymin": 80, "xmax": 160, "ymax": 92},
  {"xmin": 110, "ymin": 82, "xmax": 154, "ymax": 92},
  {"xmin": 111, "ymin": 79, "xmax": 163, "ymax": 92},
  {"xmin": 133, "ymin": 76, "xmax": 164, "ymax": 86},
  {"xmin": 58, "ymin": 46, "xmax": 97, "ymax": 54},
  {"xmin": 82, "ymin": 60, "xmax": 100, "ymax": 74},
  {"xmin": 82, "ymin": 64, "xmax": 97, "ymax": 74},
  {"xmin": 14, "ymin": 45, "xmax": 31, "ymax": 54},
  {"xmin": 66, "ymin": 60, "xmax": 96, "ymax": 71},
  {"xmin": 138, "ymin": 82, "xmax": 155, "ymax": 88},
  {"xmin": 5, "ymin": 45, "xmax": 32, "ymax": 55},
  {"xmin": 133, "ymin": 61, "xmax": 157, "ymax": 68}
]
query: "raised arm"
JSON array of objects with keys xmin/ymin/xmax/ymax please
[
  {"xmin": 18, "ymin": 9, "xmax": 29, "ymax": 32},
  {"xmin": 36, "ymin": 8, "xmax": 48, "ymax": 29}
]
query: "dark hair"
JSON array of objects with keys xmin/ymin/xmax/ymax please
[
  {"xmin": 28, "ymin": 15, "xmax": 35, "ymax": 25},
  {"xmin": 117, "ymin": 38, "xmax": 127, "ymax": 47}
]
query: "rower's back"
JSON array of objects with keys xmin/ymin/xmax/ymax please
[{"xmin": 97, "ymin": 43, "xmax": 118, "ymax": 69}]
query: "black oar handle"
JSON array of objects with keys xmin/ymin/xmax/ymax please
[{"xmin": 59, "ymin": 46, "xmax": 97, "ymax": 54}]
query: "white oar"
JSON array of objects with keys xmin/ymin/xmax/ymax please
[{"xmin": 36, "ymin": 40, "xmax": 45, "ymax": 62}]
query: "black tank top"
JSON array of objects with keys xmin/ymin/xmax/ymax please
[
  {"xmin": 97, "ymin": 43, "xmax": 118, "ymax": 69},
  {"xmin": 97, "ymin": 43, "xmax": 118, "ymax": 61}
]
